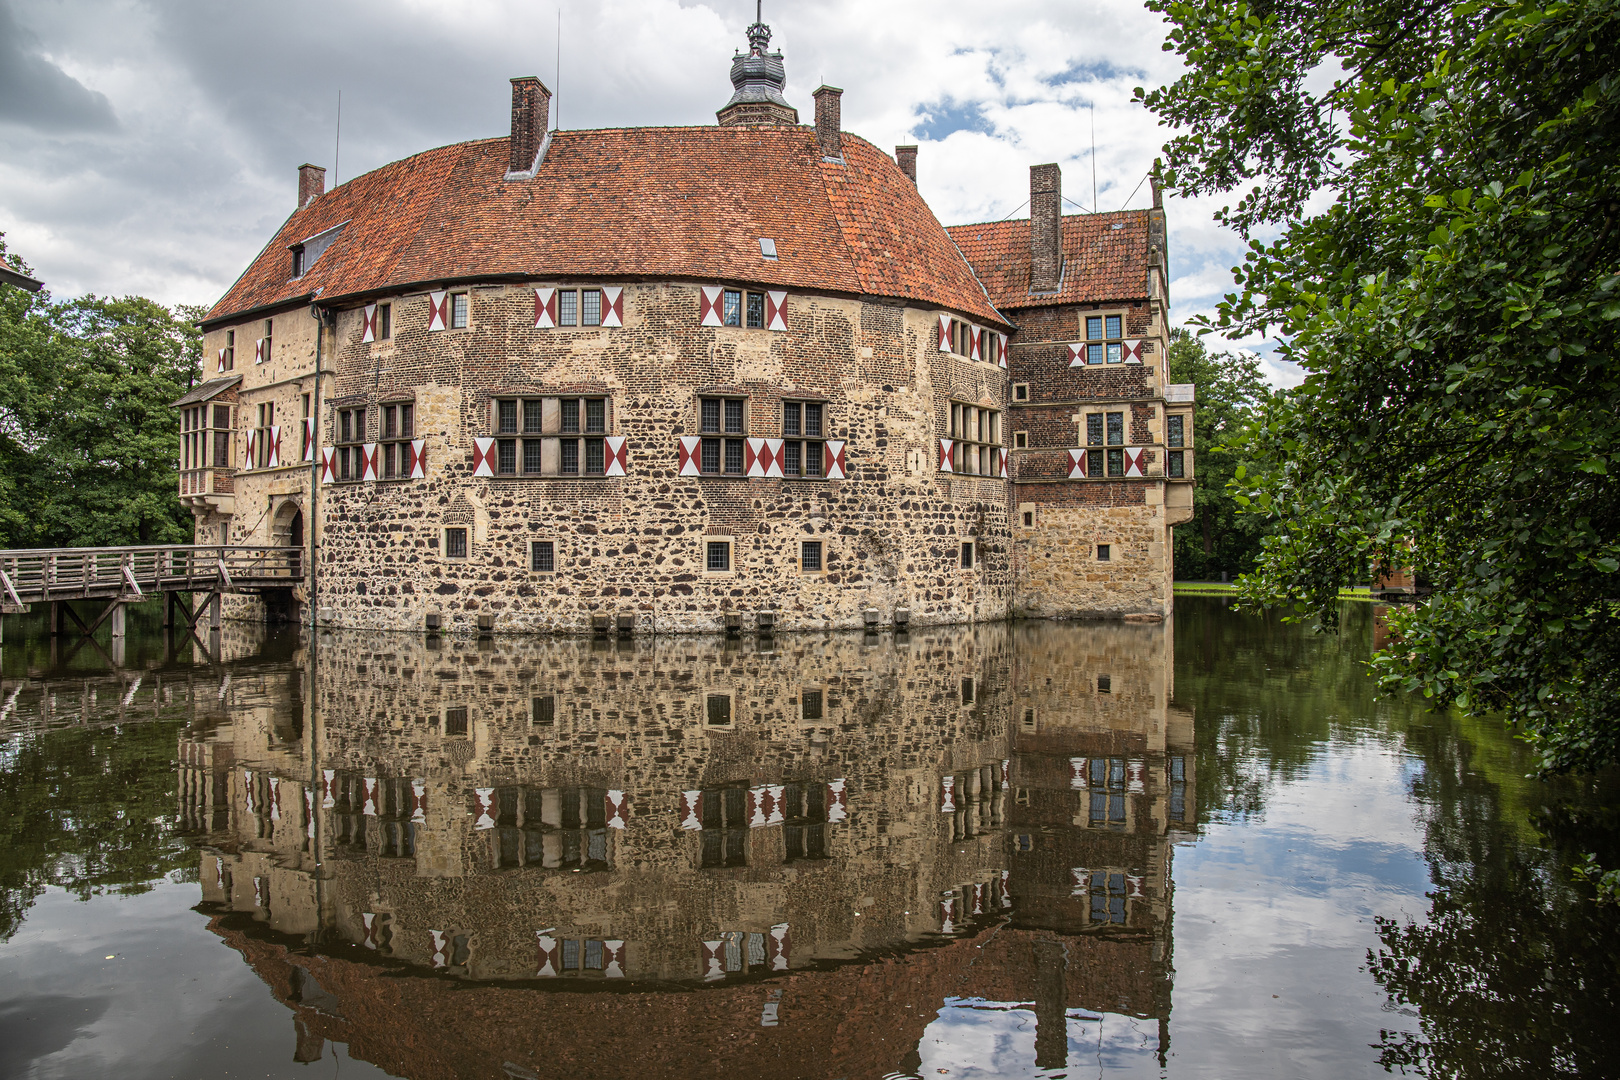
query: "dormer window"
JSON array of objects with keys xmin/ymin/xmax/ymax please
[
  {"xmin": 759, "ymin": 238, "xmax": 778, "ymax": 260},
  {"xmin": 287, "ymin": 222, "xmax": 346, "ymax": 282}
]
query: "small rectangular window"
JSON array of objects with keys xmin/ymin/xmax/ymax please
[
  {"xmin": 560, "ymin": 439, "xmax": 579, "ymax": 474},
  {"xmin": 523, "ymin": 439, "xmax": 544, "ymax": 474},
  {"xmin": 723, "ymin": 289, "xmax": 742, "ymax": 326},
  {"xmin": 1087, "ymin": 448, "xmax": 1103, "ymax": 477},
  {"xmin": 1087, "ymin": 415, "xmax": 1104, "ymax": 446},
  {"xmin": 224, "ymin": 330, "xmax": 235, "ymax": 370},
  {"xmin": 1107, "ymin": 448, "xmax": 1124, "ymax": 477},
  {"xmin": 559, "ymin": 290, "xmax": 578, "ymax": 326},
  {"xmin": 497, "ymin": 439, "xmax": 517, "ymax": 475},
  {"xmin": 1014, "ymin": 431, "xmax": 1028, "ymax": 449},
  {"xmin": 524, "ymin": 400, "xmax": 543, "ymax": 433},
  {"xmin": 562, "ymin": 398, "xmax": 580, "ymax": 433},
  {"xmin": 445, "ymin": 527, "xmax": 468, "ymax": 560},
  {"xmin": 706, "ymin": 693, "xmax": 733, "ymax": 726},
  {"xmin": 1168, "ymin": 450, "xmax": 1185, "ymax": 478},
  {"xmin": 800, "ymin": 689, "xmax": 823, "ymax": 721},
  {"xmin": 1097, "ymin": 674, "xmax": 1112, "ymax": 694},
  {"xmin": 585, "ymin": 399, "xmax": 605, "ymax": 433},
  {"xmin": 585, "ymin": 438, "xmax": 605, "ymax": 475},
  {"xmin": 1097, "ymin": 543, "xmax": 1111, "ymax": 562},
  {"xmin": 383, "ymin": 406, "xmax": 398, "ymax": 441},
  {"xmin": 803, "ymin": 402, "xmax": 822, "ymax": 437},
  {"xmin": 724, "ymin": 399, "xmax": 744, "ymax": 434},
  {"xmin": 783, "ymin": 440, "xmax": 801, "ymax": 476},
  {"xmin": 1087, "ymin": 316, "xmax": 1103, "ymax": 340},
  {"xmin": 724, "ymin": 438, "xmax": 744, "ymax": 474},
  {"xmin": 1167, "ymin": 415, "xmax": 1185, "ymax": 447},
  {"xmin": 746, "ymin": 292, "xmax": 764, "ymax": 328},
  {"xmin": 1106, "ymin": 412, "xmax": 1124, "ymax": 446},
  {"xmin": 498, "ymin": 400, "xmax": 518, "ymax": 434},
  {"xmin": 783, "ymin": 402, "xmax": 801, "ymax": 437},
  {"xmin": 706, "ymin": 540, "xmax": 731, "ymax": 572},
  {"xmin": 450, "ymin": 293, "xmax": 469, "ymax": 329},
  {"xmin": 379, "ymin": 303, "xmax": 392, "ymax": 339},
  {"xmin": 960, "ymin": 541, "xmax": 975, "ymax": 569},
  {"xmin": 800, "ymin": 540, "xmax": 822, "ymax": 572},
  {"xmin": 1107, "ymin": 341, "xmax": 1123, "ymax": 364},
  {"xmin": 700, "ymin": 399, "xmax": 720, "ymax": 433},
  {"xmin": 1087, "ymin": 342, "xmax": 1104, "ymax": 365},
  {"xmin": 581, "ymin": 289, "xmax": 602, "ymax": 326},
  {"xmin": 961, "ymin": 677, "xmax": 975, "ymax": 705},
  {"xmin": 1022, "ymin": 510, "xmax": 1034, "ymax": 527},
  {"xmin": 532, "ymin": 695, "xmax": 556, "ymax": 724},
  {"xmin": 1105, "ymin": 314, "xmax": 1122, "ymax": 339},
  {"xmin": 443, "ymin": 706, "xmax": 469, "ymax": 736},
  {"xmin": 1013, "ymin": 383, "xmax": 1029, "ymax": 401},
  {"xmin": 531, "ymin": 540, "xmax": 555, "ymax": 572}
]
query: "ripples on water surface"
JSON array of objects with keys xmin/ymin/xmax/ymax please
[{"xmin": 0, "ymin": 598, "xmax": 1615, "ymax": 1079}]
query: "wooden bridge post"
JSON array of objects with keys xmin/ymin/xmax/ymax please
[
  {"xmin": 109, "ymin": 601, "xmax": 126, "ymax": 639},
  {"xmin": 50, "ymin": 601, "xmax": 66, "ymax": 637},
  {"xmin": 209, "ymin": 590, "xmax": 222, "ymax": 631}
]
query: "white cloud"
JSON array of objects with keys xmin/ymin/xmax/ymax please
[{"xmin": 0, "ymin": 0, "xmax": 1292, "ymax": 383}]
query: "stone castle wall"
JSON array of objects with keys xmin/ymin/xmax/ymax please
[{"xmin": 263, "ymin": 281, "xmax": 1017, "ymax": 634}]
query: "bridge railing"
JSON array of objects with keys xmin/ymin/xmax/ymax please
[{"xmin": 0, "ymin": 545, "xmax": 302, "ymax": 603}]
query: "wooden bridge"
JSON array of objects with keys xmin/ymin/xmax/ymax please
[{"xmin": 0, "ymin": 545, "xmax": 303, "ymax": 644}]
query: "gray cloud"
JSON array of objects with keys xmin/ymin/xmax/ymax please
[
  {"xmin": 0, "ymin": 0, "xmax": 1293, "ymax": 382},
  {"xmin": 0, "ymin": 1, "xmax": 117, "ymax": 132}
]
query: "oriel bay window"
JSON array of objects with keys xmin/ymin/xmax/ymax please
[
  {"xmin": 781, "ymin": 400, "xmax": 823, "ymax": 478},
  {"xmin": 489, "ymin": 396, "xmax": 611, "ymax": 477},
  {"xmin": 948, "ymin": 402, "xmax": 1002, "ymax": 476},
  {"xmin": 1166, "ymin": 413, "xmax": 1187, "ymax": 478}
]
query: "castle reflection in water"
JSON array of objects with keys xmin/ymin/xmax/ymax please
[{"xmin": 177, "ymin": 617, "xmax": 1197, "ymax": 1078}]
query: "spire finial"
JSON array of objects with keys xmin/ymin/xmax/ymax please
[{"xmin": 746, "ymin": 1, "xmax": 771, "ymax": 55}]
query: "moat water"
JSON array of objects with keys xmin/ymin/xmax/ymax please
[{"xmin": 0, "ymin": 597, "xmax": 1615, "ymax": 1079}]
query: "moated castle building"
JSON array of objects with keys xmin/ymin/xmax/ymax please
[{"xmin": 176, "ymin": 18, "xmax": 1193, "ymax": 634}]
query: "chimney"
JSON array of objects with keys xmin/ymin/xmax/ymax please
[
  {"xmin": 895, "ymin": 145, "xmax": 917, "ymax": 184},
  {"xmin": 297, "ymin": 164, "xmax": 325, "ymax": 209},
  {"xmin": 813, "ymin": 85, "xmax": 843, "ymax": 161},
  {"xmin": 1029, "ymin": 163, "xmax": 1062, "ymax": 292},
  {"xmin": 508, "ymin": 76, "xmax": 552, "ymax": 176}
]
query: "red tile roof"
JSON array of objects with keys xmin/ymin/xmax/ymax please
[
  {"xmin": 205, "ymin": 127, "xmax": 1007, "ymax": 328},
  {"xmin": 946, "ymin": 211, "xmax": 1152, "ymax": 310}
]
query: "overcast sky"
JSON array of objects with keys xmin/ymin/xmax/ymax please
[{"xmin": 0, "ymin": 0, "xmax": 1296, "ymax": 383}]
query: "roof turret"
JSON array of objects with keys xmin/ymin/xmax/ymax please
[{"xmin": 717, "ymin": 4, "xmax": 798, "ymax": 127}]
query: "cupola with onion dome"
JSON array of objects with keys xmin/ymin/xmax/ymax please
[{"xmin": 716, "ymin": 3, "xmax": 799, "ymax": 127}]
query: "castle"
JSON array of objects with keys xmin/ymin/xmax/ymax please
[{"xmin": 176, "ymin": 15, "xmax": 1193, "ymax": 634}]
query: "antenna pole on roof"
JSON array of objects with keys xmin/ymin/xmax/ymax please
[
  {"xmin": 1090, "ymin": 104, "xmax": 1097, "ymax": 216},
  {"xmin": 556, "ymin": 9, "xmax": 561, "ymax": 130},
  {"xmin": 333, "ymin": 89, "xmax": 342, "ymax": 187}
]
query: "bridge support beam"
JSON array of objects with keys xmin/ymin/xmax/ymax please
[{"xmin": 109, "ymin": 602, "xmax": 126, "ymax": 639}]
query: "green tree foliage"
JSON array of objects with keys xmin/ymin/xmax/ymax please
[
  {"xmin": 1138, "ymin": 0, "xmax": 1620, "ymax": 772},
  {"xmin": 0, "ymin": 234, "xmax": 199, "ymax": 549},
  {"xmin": 1167, "ymin": 328, "xmax": 1273, "ymax": 579}
]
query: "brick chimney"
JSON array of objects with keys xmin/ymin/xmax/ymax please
[
  {"xmin": 814, "ymin": 85, "xmax": 843, "ymax": 161},
  {"xmin": 508, "ymin": 76, "xmax": 552, "ymax": 176},
  {"xmin": 895, "ymin": 145, "xmax": 917, "ymax": 183},
  {"xmin": 297, "ymin": 164, "xmax": 325, "ymax": 209},
  {"xmin": 1030, "ymin": 163, "xmax": 1062, "ymax": 292}
]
